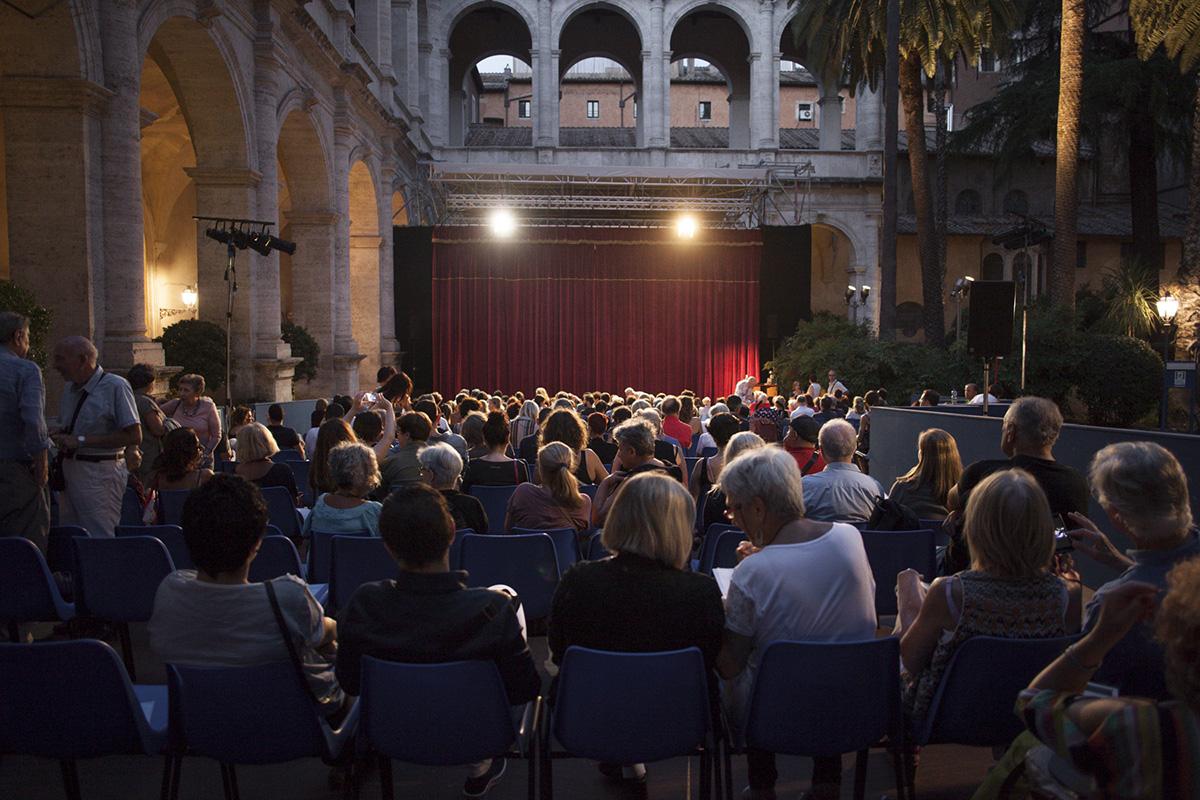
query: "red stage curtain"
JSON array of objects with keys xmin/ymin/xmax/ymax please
[{"xmin": 432, "ymin": 226, "xmax": 760, "ymax": 397}]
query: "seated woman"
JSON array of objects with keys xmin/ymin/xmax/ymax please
[
  {"xmin": 152, "ymin": 427, "xmax": 214, "ymax": 493},
  {"xmin": 897, "ymin": 469, "xmax": 1074, "ymax": 733},
  {"xmin": 1014, "ymin": 563, "xmax": 1200, "ymax": 799},
  {"xmin": 887, "ymin": 428, "xmax": 962, "ymax": 520},
  {"xmin": 335, "ymin": 483, "xmax": 540, "ymax": 797},
  {"xmin": 148, "ymin": 474, "xmax": 345, "ymax": 718},
  {"xmin": 690, "ymin": 412, "xmax": 751, "ymax": 504},
  {"xmin": 309, "ymin": 419, "xmax": 357, "ymax": 499},
  {"xmin": 586, "ymin": 412, "xmax": 618, "ymax": 466},
  {"xmin": 301, "ymin": 442, "xmax": 383, "ymax": 537},
  {"xmin": 548, "ymin": 472, "xmax": 725, "ymax": 782},
  {"xmin": 538, "ymin": 408, "xmax": 608, "ymax": 485},
  {"xmin": 462, "ymin": 411, "xmax": 528, "ymax": 490},
  {"xmin": 591, "ymin": 420, "xmax": 683, "ymax": 528},
  {"xmin": 461, "ymin": 411, "xmax": 489, "ymax": 462},
  {"xmin": 700, "ymin": 430, "xmax": 767, "ymax": 533},
  {"xmin": 233, "ymin": 422, "xmax": 301, "ymax": 505},
  {"xmin": 505, "ymin": 442, "xmax": 591, "ymax": 532},
  {"xmin": 421, "ymin": 442, "xmax": 488, "ymax": 533},
  {"xmin": 716, "ymin": 447, "xmax": 877, "ymax": 800}
]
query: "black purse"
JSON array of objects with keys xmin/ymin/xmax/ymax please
[{"xmin": 50, "ymin": 389, "xmax": 90, "ymax": 491}]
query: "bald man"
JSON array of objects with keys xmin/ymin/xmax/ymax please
[{"xmin": 50, "ymin": 337, "xmax": 141, "ymax": 537}]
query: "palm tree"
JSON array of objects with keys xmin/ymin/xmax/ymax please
[
  {"xmin": 1052, "ymin": 0, "xmax": 1085, "ymax": 310},
  {"xmin": 789, "ymin": 0, "xmax": 1016, "ymax": 347}
]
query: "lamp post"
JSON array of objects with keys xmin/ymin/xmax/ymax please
[{"xmin": 1157, "ymin": 291, "xmax": 1179, "ymax": 429}]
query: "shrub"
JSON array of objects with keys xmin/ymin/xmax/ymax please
[
  {"xmin": 155, "ymin": 320, "xmax": 227, "ymax": 393},
  {"xmin": 1072, "ymin": 334, "xmax": 1162, "ymax": 427},
  {"xmin": 281, "ymin": 321, "xmax": 320, "ymax": 383},
  {"xmin": 0, "ymin": 280, "xmax": 53, "ymax": 368}
]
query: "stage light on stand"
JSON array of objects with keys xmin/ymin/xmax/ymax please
[
  {"xmin": 489, "ymin": 209, "xmax": 517, "ymax": 237},
  {"xmin": 675, "ymin": 215, "xmax": 698, "ymax": 239}
]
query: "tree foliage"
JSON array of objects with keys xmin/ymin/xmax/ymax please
[
  {"xmin": 155, "ymin": 320, "xmax": 227, "ymax": 393},
  {"xmin": 281, "ymin": 320, "xmax": 320, "ymax": 383},
  {"xmin": 0, "ymin": 280, "xmax": 53, "ymax": 368}
]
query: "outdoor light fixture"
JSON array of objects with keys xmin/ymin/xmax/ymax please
[
  {"xmin": 859, "ymin": 285, "xmax": 871, "ymax": 302},
  {"xmin": 845, "ymin": 285, "xmax": 857, "ymax": 305},
  {"xmin": 489, "ymin": 208, "xmax": 517, "ymax": 237},
  {"xmin": 247, "ymin": 230, "xmax": 297, "ymax": 256},
  {"xmin": 675, "ymin": 215, "xmax": 698, "ymax": 239},
  {"xmin": 951, "ymin": 276, "xmax": 974, "ymax": 298},
  {"xmin": 181, "ymin": 285, "xmax": 198, "ymax": 313},
  {"xmin": 1157, "ymin": 292, "xmax": 1180, "ymax": 323}
]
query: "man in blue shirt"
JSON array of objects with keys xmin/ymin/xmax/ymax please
[{"xmin": 0, "ymin": 312, "xmax": 50, "ymax": 551}]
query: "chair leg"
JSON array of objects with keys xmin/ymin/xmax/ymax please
[
  {"xmin": 160, "ymin": 754, "xmax": 179, "ymax": 800},
  {"xmin": 698, "ymin": 749, "xmax": 712, "ymax": 800},
  {"xmin": 853, "ymin": 749, "xmax": 868, "ymax": 800},
  {"xmin": 378, "ymin": 755, "xmax": 393, "ymax": 800},
  {"xmin": 60, "ymin": 759, "xmax": 82, "ymax": 800},
  {"xmin": 169, "ymin": 755, "xmax": 182, "ymax": 800},
  {"xmin": 117, "ymin": 622, "xmax": 136, "ymax": 682}
]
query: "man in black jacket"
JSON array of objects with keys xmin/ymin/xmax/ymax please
[{"xmin": 336, "ymin": 483, "xmax": 540, "ymax": 797}]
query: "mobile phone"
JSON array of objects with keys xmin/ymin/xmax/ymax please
[
  {"xmin": 363, "ymin": 392, "xmax": 377, "ymax": 404},
  {"xmin": 1053, "ymin": 514, "xmax": 1074, "ymax": 552}
]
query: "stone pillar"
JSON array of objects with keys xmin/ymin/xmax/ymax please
[
  {"xmin": 349, "ymin": 233, "xmax": 382, "ymax": 389},
  {"xmin": 645, "ymin": 0, "xmax": 669, "ymax": 154},
  {"xmin": 729, "ymin": 76, "xmax": 751, "ymax": 149},
  {"xmin": 417, "ymin": 42, "xmax": 431, "ymax": 122},
  {"xmin": 534, "ymin": 0, "xmax": 557, "ymax": 149},
  {"xmin": 286, "ymin": 210, "xmax": 339, "ymax": 399},
  {"xmin": 378, "ymin": 158, "xmax": 400, "ymax": 367},
  {"xmin": 331, "ymin": 108, "xmax": 365, "ymax": 393},
  {"xmin": 99, "ymin": 0, "xmax": 163, "ymax": 371},
  {"xmin": 855, "ymin": 84, "xmax": 884, "ymax": 150},
  {"xmin": 859, "ymin": 213, "xmax": 882, "ymax": 329},
  {"xmin": 750, "ymin": 1, "xmax": 779, "ymax": 151},
  {"xmin": 818, "ymin": 76, "xmax": 843, "ymax": 151},
  {"xmin": 428, "ymin": 45, "xmax": 450, "ymax": 147}
]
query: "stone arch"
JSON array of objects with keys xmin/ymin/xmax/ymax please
[
  {"xmin": 809, "ymin": 221, "xmax": 859, "ymax": 317},
  {"xmin": 446, "ymin": 3, "xmax": 535, "ymax": 146},
  {"xmin": 557, "ymin": 4, "xmax": 644, "ymax": 144},
  {"xmin": 554, "ymin": 0, "xmax": 646, "ymax": 50},
  {"xmin": 981, "ymin": 252, "xmax": 1005, "ymax": 281},
  {"xmin": 349, "ymin": 160, "xmax": 383, "ymax": 389},
  {"xmin": 664, "ymin": 1, "xmax": 754, "ymax": 44},
  {"xmin": 392, "ymin": 190, "xmax": 410, "ymax": 226},
  {"xmin": 668, "ymin": 5, "xmax": 753, "ymax": 148},
  {"xmin": 443, "ymin": 0, "xmax": 538, "ymax": 35}
]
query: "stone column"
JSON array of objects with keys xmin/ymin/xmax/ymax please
[
  {"xmin": 378, "ymin": 157, "xmax": 400, "ymax": 368},
  {"xmin": 534, "ymin": 0, "xmax": 557, "ymax": 149},
  {"xmin": 99, "ymin": 0, "xmax": 163, "ymax": 371},
  {"xmin": 818, "ymin": 76, "xmax": 843, "ymax": 151},
  {"xmin": 428, "ymin": 45, "xmax": 450, "ymax": 147},
  {"xmin": 286, "ymin": 210, "xmax": 339, "ymax": 399},
  {"xmin": 645, "ymin": 0, "xmax": 669, "ymax": 154},
  {"xmin": 331, "ymin": 108, "xmax": 366, "ymax": 393},
  {"xmin": 750, "ymin": 1, "xmax": 779, "ymax": 151},
  {"xmin": 855, "ymin": 83, "xmax": 884, "ymax": 150},
  {"xmin": 729, "ymin": 69, "xmax": 751, "ymax": 149},
  {"xmin": 349, "ymin": 233, "xmax": 382, "ymax": 390},
  {"xmin": 858, "ymin": 213, "xmax": 882, "ymax": 329},
  {"xmin": 417, "ymin": 42, "xmax": 431, "ymax": 122}
]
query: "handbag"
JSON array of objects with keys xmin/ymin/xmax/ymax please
[
  {"xmin": 263, "ymin": 580, "xmax": 339, "ymax": 713},
  {"xmin": 49, "ymin": 388, "xmax": 91, "ymax": 491}
]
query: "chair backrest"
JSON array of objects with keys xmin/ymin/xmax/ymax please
[
  {"xmin": 554, "ymin": 646, "xmax": 710, "ymax": 764},
  {"xmin": 459, "ymin": 533, "xmax": 559, "ymax": 620},
  {"xmin": 74, "ymin": 536, "xmax": 175, "ymax": 622},
  {"xmin": 306, "ymin": 529, "xmax": 371, "ymax": 584},
  {"xmin": 0, "ymin": 537, "xmax": 73, "ymax": 625},
  {"xmin": 467, "ymin": 485, "xmax": 519, "ymax": 534},
  {"xmin": 261, "ymin": 485, "xmax": 302, "ymax": 539},
  {"xmin": 695, "ymin": 524, "xmax": 740, "ymax": 573},
  {"xmin": 287, "ymin": 460, "xmax": 314, "ymax": 506},
  {"xmin": 451, "ymin": 528, "xmax": 472, "ymax": 571},
  {"xmin": 0, "ymin": 640, "xmax": 164, "ymax": 758},
  {"xmin": 273, "ymin": 449, "xmax": 305, "ymax": 463},
  {"xmin": 119, "ymin": 486, "xmax": 144, "ymax": 526},
  {"xmin": 115, "ymin": 524, "xmax": 192, "ymax": 570},
  {"xmin": 330, "ymin": 536, "xmax": 400, "ymax": 610},
  {"xmin": 248, "ymin": 535, "xmax": 304, "ymax": 583},
  {"xmin": 699, "ymin": 447, "xmax": 718, "ymax": 458},
  {"xmin": 746, "ymin": 638, "xmax": 901, "ymax": 757},
  {"xmin": 919, "ymin": 518, "xmax": 952, "ymax": 548},
  {"xmin": 859, "ymin": 529, "xmax": 937, "ymax": 616},
  {"xmin": 157, "ymin": 489, "xmax": 191, "ymax": 526},
  {"xmin": 704, "ymin": 528, "xmax": 746, "ymax": 574},
  {"xmin": 511, "ymin": 527, "xmax": 579, "ymax": 571},
  {"xmin": 215, "ymin": 459, "xmax": 238, "ymax": 474},
  {"xmin": 360, "ymin": 657, "xmax": 516, "ymax": 765},
  {"xmin": 585, "ymin": 532, "xmax": 610, "ymax": 560},
  {"xmin": 916, "ymin": 635, "xmax": 1077, "ymax": 747},
  {"xmin": 46, "ymin": 525, "xmax": 90, "ymax": 577},
  {"xmin": 167, "ymin": 661, "xmax": 333, "ymax": 764},
  {"xmin": 578, "ymin": 483, "xmax": 598, "ymax": 502},
  {"xmin": 685, "ymin": 456, "xmax": 700, "ymax": 480}
]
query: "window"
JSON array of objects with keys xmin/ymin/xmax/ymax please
[
  {"xmin": 698, "ymin": 101, "xmax": 712, "ymax": 121},
  {"xmin": 517, "ymin": 99, "xmax": 530, "ymax": 119},
  {"xmin": 1003, "ymin": 189, "xmax": 1029, "ymax": 216},
  {"xmin": 586, "ymin": 100, "xmax": 599, "ymax": 119},
  {"xmin": 979, "ymin": 48, "xmax": 1000, "ymax": 73},
  {"xmin": 1076, "ymin": 241, "xmax": 1087, "ymax": 269},
  {"xmin": 981, "ymin": 253, "xmax": 1005, "ymax": 281},
  {"xmin": 632, "ymin": 100, "xmax": 637, "ymax": 119},
  {"xmin": 955, "ymin": 189, "xmax": 982, "ymax": 215},
  {"xmin": 796, "ymin": 101, "xmax": 814, "ymax": 121}
]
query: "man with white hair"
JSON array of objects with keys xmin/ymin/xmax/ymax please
[
  {"xmin": 50, "ymin": 335, "xmax": 141, "ymax": 537},
  {"xmin": 0, "ymin": 312, "xmax": 50, "ymax": 551},
  {"xmin": 734, "ymin": 374, "xmax": 757, "ymax": 405},
  {"xmin": 800, "ymin": 419, "xmax": 882, "ymax": 523}
]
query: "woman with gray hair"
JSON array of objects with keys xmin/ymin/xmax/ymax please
[
  {"xmin": 420, "ymin": 441, "xmax": 487, "ymax": 533},
  {"xmin": 300, "ymin": 442, "xmax": 383, "ymax": 536},
  {"xmin": 700, "ymin": 430, "xmax": 767, "ymax": 532},
  {"xmin": 715, "ymin": 446, "xmax": 876, "ymax": 800}
]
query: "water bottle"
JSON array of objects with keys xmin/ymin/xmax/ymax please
[{"xmin": 950, "ymin": 389, "xmax": 958, "ymax": 405}]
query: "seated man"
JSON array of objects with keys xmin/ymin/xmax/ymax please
[
  {"xmin": 148, "ymin": 474, "xmax": 344, "ymax": 716},
  {"xmin": 592, "ymin": 419, "xmax": 684, "ymax": 527},
  {"xmin": 812, "ymin": 395, "xmax": 838, "ymax": 426},
  {"xmin": 336, "ymin": 483, "xmax": 540, "ymax": 797},
  {"xmin": 379, "ymin": 411, "xmax": 431, "ymax": 492},
  {"xmin": 266, "ymin": 402, "xmax": 305, "ymax": 457},
  {"xmin": 800, "ymin": 419, "xmax": 882, "ymax": 524}
]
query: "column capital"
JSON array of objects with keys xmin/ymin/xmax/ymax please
[
  {"xmin": 350, "ymin": 234, "xmax": 383, "ymax": 249},
  {"xmin": 0, "ymin": 77, "xmax": 113, "ymax": 117},
  {"xmin": 184, "ymin": 166, "xmax": 263, "ymax": 188}
]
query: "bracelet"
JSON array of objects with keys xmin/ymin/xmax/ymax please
[{"xmin": 1063, "ymin": 644, "xmax": 1102, "ymax": 672}]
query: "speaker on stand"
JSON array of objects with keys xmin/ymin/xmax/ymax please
[{"xmin": 967, "ymin": 281, "xmax": 1016, "ymax": 413}]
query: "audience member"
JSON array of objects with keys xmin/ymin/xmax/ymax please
[
  {"xmin": 694, "ymin": 402, "xmax": 729, "ymax": 453},
  {"xmin": 0, "ymin": 311, "xmax": 50, "ymax": 551},
  {"xmin": 126, "ymin": 363, "xmax": 167, "ymax": 485},
  {"xmin": 336, "ymin": 483, "xmax": 539, "ymax": 796},
  {"xmin": 416, "ymin": 397, "xmax": 468, "ymax": 465},
  {"xmin": 782, "ymin": 415, "xmax": 826, "ymax": 477},
  {"xmin": 265, "ymin": 403, "xmax": 305, "ymax": 458},
  {"xmin": 806, "ymin": 373, "xmax": 823, "ymax": 399},
  {"xmin": 846, "ymin": 396, "xmax": 867, "ymax": 422},
  {"xmin": 749, "ymin": 401, "xmax": 786, "ymax": 443},
  {"xmin": 539, "ymin": 408, "xmax": 607, "ymax": 485},
  {"xmin": 463, "ymin": 411, "xmax": 528, "ymax": 490},
  {"xmin": 375, "ymin": 365, "xmax": 397, "ymax": 392},
  {"xmin": 420, "ymin": 442, "xmax": 487, "ymax": 533},
  {"xmin": 661, "ymin": 396, "xmax": 693, "ymax": 449},
  {"xmin": 51, "ymin": 336, "xmax": 141, "ymax": 538},
  {"xmin": 152, "ymin": 427, "xmax": 213, "ymax": 493},
  {"xmin": 302, "ymin": 399, "xmax": 328, "ymax": 457},
  {"xmin": 379, "ymin": 411, "xmax": 431, "ymax": 492},
  {"xmin": 700, "ymin": 431, "xmax": 767, "ymax": 533},
  {"xmin": 592, "ymin": 420, "xmax": 683, "ymax": 527},
  {"xmin": 812, "ymin": 396, "xmax": 837, "ymax": 426},
  {"xmin": 233, "ymin": 423, "xmax": 301, "ymax": 504},
  {"xmin": 632, "ymin": 408, "xmax": 687, "ymax": 477},
  {"xmin": 159, "ymin": 374, "xmax": 222, "ymax": 468},
  {"xmin": 716, "ymin": 447, "xmax": 876, "ymax": 800},
  {"xmin": 964, "ymin": 383, "xmax": 997, "ymax": 405},
  {"xmin": 887, "ymin": 428, "xmax": 962, "ymax": 520},
  {"xmin": 227, "ymin": 405, "xmax": 255, "ymax": 447},
  {"xmin": 149, "ymin": 474, "xmax": 344, "ymax": 716},
  {"xmin": 1064, "ymin": 442, "xmax": 1200, "ymax": 699},
  {"xmin": 461, "ymin": 410, "xmax": 489, "ymax": 461},
  {"xmin": 379, "ymin": 370, "xmax": 413, "ymax": 411},
  {"xmin": 917, "ymin": 389, "xmax": 940, "ymax": 407},
  {"xmin": 516, "ymin": 406, "xmax": 552, "ymax": 462},
  {"xmin": 857, "ymin": 390, "xmax": 879, "ymax": 454},
  {"xmin": 506, "ymin": 442, "xmax": 591, "ymax": 532},
  {"xmin": 689, "ymin": 412, "xmax": 744, "ymax": 503},
  {"xmin": 789, "ymin": 393, "xmax": 814, "ymax": 420},
  {"xmin": 301, "ymin": 442, "xmax": 382, "ymax": 537},
  {"xmin": 586, "ymin": 412, "xmax": 618, "ymax": 465},
  {"xmin": 309, "ymin": 419, "xmax": 357, "ymax": 498},
  {"xmin": 680, "ymin": 395, "xmax": 703, "ymax": 442},
  {"xmin": 800, "ymin": 419, "xmax": 882, "ymax": 524},
  {"xmin": 510, "ymin": 400, "xmax": 540, "ymax": 452}
]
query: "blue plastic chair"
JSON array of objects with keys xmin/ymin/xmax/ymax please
[
  {"xmin": 272, "ymin": 448, "xmax": 305, "ymax": 463},
  {"xmin": 699, "ymin": 447, "xmax": 718, "ymax": 458},
  {"xmin": 685, "ymin": 456, "xmax": 700, "ymax": 480},
  {"xmin": 0, "ymin": 537, "xmax": 75, "ymax": 641},
  {"xmin": 157, "ymin": 489, "xmax": 191, "ymax": 526},
  {"xmin": 511, "ymin": 527, "xmax": 580, "ymax": 571},
  {"xmin": 578, "ymin": 483, "xmax": 599, "ymax": 502},
  {"xmin": 585, "ymin": 532, "xmax": 610, "ymax": 560},
  {"xmin": 745, "ymin": 638, "xmax": 906, "ymax": 800},
  {"xmin": 287, "ymin": 460, "xmax": 315, "ymax": 507},
  {"xmin": 919, "ymin": 518, "xmax": 953, "ymax": 549},
  {"xmin": 459, "ymin": 533, "xmax": 560, "ymax": 621},
  {"xmin": 116, "ymin": 524, "xmax": 192, "ymax": 570},
  {"xmin": 215, "ymin": 459, "xmax": 238, "ymax": 474},
  {"xmin": 0, "ymin": 640, "xmax": 168, "ymax": 799},
  {"xmin": 306, "ymin": 529, "xmax": 372, "ymax": 585},
  {"xmin": 693, "ymin": 523, "xmax": 740, "ymax": 573},
  {"xmin": 261, "ymin": 485, "xmax": 303, "ymax": 539},
  {"xmin": 545, "ymin": 646, "xmax": 714, "ymax": 799},
  {"xmin": 167, "ymin": 660, "xmax": 358, "ymax": 800},
  {"xmin": 468, "ymin": 485, "xmax": 520, "ymax": 534},
  {"xmin": 74, "ymin": 536, "xmax": 174, "ymax": 679},
  {"xmin": 359, "ymin": 657, "xmax": 538, "ymax": 800},
  {"xmin": 703, "ymin": 528, "xmax": 746, "ymax": 575},
  {"xmin": 329, "ymin": 536, "xmax": 400, "ymax": 611},
  {"xmin": 248, "ymin": 535, "xmax": 304, "ymax": 582},
  {"xmin": 119, "ymin": 485, "xmax": 144, "ymax": 526},
  {"xmin": 46, "ymin": 524, "xmax": 90, "ymax": 582},
  {"xmin": 451, "ymin": 528, "xmax": 473, "ymax": 571},
  {"xmin": 859, "ymin": 529, "xmax": 937, "ymax": 617}
]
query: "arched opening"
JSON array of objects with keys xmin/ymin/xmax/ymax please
[
  {"xmin": 558, "ymin": 5, "xmax": 643, "ymax": 147},
  {"xmin": 349, "ymin": 160, "xmax": 382, "ymax": 389},
  {"xmin": 471, "ymin": 55, "xmax": 533, "ymax": 144},
  {"xmin": 981, "ymin": 252, "xmax": 1005, "ymax": 281},
  {"xmin": 448, "ymin": 4, "xmax": 533, "ymax": 147},
  {"xmin": 777, "ymin": 15, "xmax": 851, "ymax": 149},
  {"xmin": 669, "ymin": 7, "xmax": 751, "ymax": 149},
  {"xmin": 810, "ymin": 223, "xmax": 857, "ymax": 315},
  {"xmin": 956, "ymin": 189, "xmax": 982, "ymax": 215},
  {"xmin": 392, "ymin": 191, "xmax": 408, "ymax": 226}
]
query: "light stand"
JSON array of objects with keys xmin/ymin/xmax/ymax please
[
  {"xmin": 1157, "ymin": 292, "xmax": 1179, "ymax": 429},
  {"xmin": 951, "ymin": 277, "xmax": 973, "ymax": 341}
]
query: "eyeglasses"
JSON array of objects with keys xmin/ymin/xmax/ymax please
[{"xmin": 724, "ymin": 502, "xmax": 743, "ymax": 520}]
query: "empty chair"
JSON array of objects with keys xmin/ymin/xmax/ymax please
[
  {"xmin": 119, "ymin": 485, "xmax": 145, "ymax": 527},
  {"xmin": 459, "ymin": 533, "xmax": 559, "ymax": 621},
  {"xmin": 329, "ymin": 536, "xmax": 399, "ymax": 611},
  {"xmin": 157, "ymin": 489, "xmax": 191, "ymax": 526},
  {"xmin": 272, "ymin": 448, "xmax": 305, "ymax": 463},
  {"xmin": 545, "ymin": 646, "xmax": 715, "ymax": 799},
  {"xmin": 288, "ymin": 460, "xmax": 315, "ymax": 507},
  {"xmin": 511, "ymin": 527, "xmax": 580, "ymax": 571},
  {"xmin": 859, "ymin": 529, "xmax": 937, "ymax": 617},
  {"xmin": 167, "ymin": 661, "xmax": 357, "ymax": 800},
  {"xmin": 468, "ymin": 485, "xmax": 520, "ymax": 534},
  {"xmin": 116, "ymin": 524, "xmax": 191, "ymax": 570},
  {"xmin": 46, "ymin": 524, "xmax": 90, "ymax": 581},
  {"xmin": 0, "ymin": 537, "xmax": 75, "ymax": 641},
  {"xmin": 744, "ymin": 638, "xmax": 907, "ymax": 800},
  {"xmin": 585, "ymin": 533, "xmax": 610, "ymax": 561},
  {"xmin": 0, "ymin": 640, "xmax": 168, "ymax": 800},
  {"xmin": 306, "ymin": 528, "xmax": 372, "ymax": 585},
  {"xmin": 260, "ymin": 485, "xmax": 303, "ymax": 539},
  {"xmin": 248, "ymin": 535, "xmax": 305, "ymax": 582},
  {"xmin": 359, "ymin": 657, "xmax": 537, "ymax": 800},
  {"xmin": 74, "ymin": 536, "xmax": 175, "ymax": 679}
]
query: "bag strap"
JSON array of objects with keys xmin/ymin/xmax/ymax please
[
  {"xmin": 263, "ymin": 580, "xmax": 322, "ymax": 706},
  {"xmin": 65, "ymin": 389, "xmax": 90, "ymax": 435},
  {"xmin": 801, "ymin": 450, "xmax": 820, "ymax": 475}
]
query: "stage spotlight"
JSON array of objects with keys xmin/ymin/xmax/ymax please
[
  {"xmin": 489, "ymin": 209, "xmax": 517, "ymax": 237},
  {"xmin": 205, "ymin": 227, "xmax": 233, "ymax": 245},
  {"xmin": 247, "ymin": 230, "xmax": 298, "ymax": 256},
  {"xmin": 675, "ymin": 215, "xmax": 698, "ymax": 239}
]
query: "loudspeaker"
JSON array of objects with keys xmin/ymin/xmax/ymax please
[
  {"xmin": 967, "ymin": 280, "xmax": 1016, "ymax": 358},
  {"xmin": 759, "ymin": 227, "xmax": 812, "ymax": 361}
]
